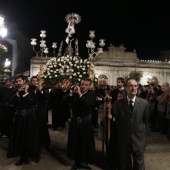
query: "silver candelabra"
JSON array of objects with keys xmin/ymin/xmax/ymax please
[
  {"xmin": 31, "ymin": 30, "xmax": 57, "ymax": 61},
  {"xmin": 86, "ymin": 30, "xmax": 105, "ymax": 61}
]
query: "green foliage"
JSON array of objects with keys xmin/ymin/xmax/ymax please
[{"xmin": 129, "ymin": 70, "xmax": 143, "ymax": 82}]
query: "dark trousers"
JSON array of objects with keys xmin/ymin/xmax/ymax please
[
  {"xmin": 132, "ymin": 150, "xmax": 145, "ymax": 170},
  {"xmin": 92, "ymin": 109, "xmax": 99, "ymax": 128},
  {"xmin": 167, "ymin": 119, "xmax": 170, "ymax": 137},
  {"xmin": 156, "ymin": 111, "xmax": 167, "ymax": 133},
  {"xmin": 119, "ymin": 150, "xmax": 145, "ymax": 170}
]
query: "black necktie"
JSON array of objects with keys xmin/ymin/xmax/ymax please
[{"xmin": 129, "ymin": 100, "xmax": 133, "ymax": 113}]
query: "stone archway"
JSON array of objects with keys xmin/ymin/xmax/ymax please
[{"xmin": 98, "ymin": 74, "xmax": 108, "ymax": 86}]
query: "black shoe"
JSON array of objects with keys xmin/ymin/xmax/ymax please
[
  {"xmin": 151, "ymin": 128, "xmax": 159, "ymax": 132},
  {"xmin": 24, "ymin": 159, "xmax": 30, "ymax": 164},
  {"xmin": 34, "ymin": 156, "xmax": 41, "ymax": 163},
  {"xmin": 94, "ymin": 124, "xmax": 99, "ymax": 129},
  {"xmin": 15, "ymin": 158, "xmax": 24, "ymax": 166},
  {"xmin": 45, "ymin": 145, "xmax": 50, "ymax": 151},
  {"xmin": 70, "ymin": 163, "xmax": 83, "ymax": 170},
  {"xmin": 70, "ymin": 164, "xmax": 79, "ymax": 170},
  {"xmin": 160, "ymin": 131, "xmax": 167, "ymax": 135}
]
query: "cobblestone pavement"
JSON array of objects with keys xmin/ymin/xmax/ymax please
[{"xmin": 0, "ymin": 108, "xmax": 170, "ymax": 170}]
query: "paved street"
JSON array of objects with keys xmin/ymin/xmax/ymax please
[{"xmin": 1, "ymin": 107, "xmax": 170, "ymax": 170}]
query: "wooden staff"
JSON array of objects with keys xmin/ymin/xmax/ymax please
[
  {"xmin": 102, "ymin": 94, "xmax": 107, "ymax": 169},
  {"xmin": 107, "ymin": 95, "xmax": 112, "ymax": 143}
]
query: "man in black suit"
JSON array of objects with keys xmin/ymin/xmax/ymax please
[
  {"xmin": 114, "ymin": 78, "xmax": 150, "ymax": 170},
  {"xmin": 63, "ymin": 77, "xmax": 96, "ymax": 170}
]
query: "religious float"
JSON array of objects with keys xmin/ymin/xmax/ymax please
[{"xmin": 30, "ymin": 13, "xmax": 105, "ymax": 91}]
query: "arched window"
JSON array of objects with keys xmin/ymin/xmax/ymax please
[{"xmin": 98, "ymin": 74, "xmax": 108, "ymax": 86}]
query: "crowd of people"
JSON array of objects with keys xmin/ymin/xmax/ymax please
[{"xmin": 1, "ymin": 74, "xmax": 170, "ymax": 170}]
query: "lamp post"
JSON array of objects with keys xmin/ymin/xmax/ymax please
[
  {"xmin": 0, "ymin": 15, "xmax": 7, "ymax": 39},
  {"xmin": 4, "ymin": 58, "xmax": 11, "ymax": 79},
  {"xmin": 0, "ymin": 14, "xmax": 8, "ymax": 82},
  {"xmin": 4, "ymin": 58, "xmax": 11, "ymax": 71},
  {"xmin": 86, "ymin": 30, "xmax": 105, "ymax": 61}
]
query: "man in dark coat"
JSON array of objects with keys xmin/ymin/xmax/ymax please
[
  {"xmin": 29, "ymin": 76, "xmax": 51, "ymax": 150},
  {"xmin": 7, "ymin": 74, "xmax": 41, "ymax": 166},
  {"xmin": 63, "ymin": 77, "xmax": 96, "ymax": 170},
  {"xmin": 114, "ymin": 78, "xmax": 150, "ymax": 170},
  {"xmin": 49, "ymin": 81, "xmax": 70, "ymax": 130},
  {"xmin": 0, "ymin": 78, "xmax": 16, "ymax": 138},
  {"xmin": 110, "ymin": 77, "xmax": 125, "ymax": 105}
]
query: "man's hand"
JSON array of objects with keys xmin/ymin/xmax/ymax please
[{"xmin": 74, "ymin": 86, "xmax": 82, "ymax": 96}]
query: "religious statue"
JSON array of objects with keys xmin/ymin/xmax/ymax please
[{"xmin": 58, "ymin": 13, "xmax": 81, "ymax": 57}]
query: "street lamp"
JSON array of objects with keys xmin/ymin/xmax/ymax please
[
  {"xmin": 86, "ymin": 30, "xmax": 105, "ymax": 61},
  {"xmin": 0, "ymin": 15, "xmax": 7, "ymax": 39},
  {"xmin": 4, "ymin": 58, "xmax": 11, "ymax": 79},
  {"xmin": 0, "ymin": 14, "xmax": 8, "ymax": 81},
  {"xmin": 4, "ymin": 58, "xmax": 11, "ymax": 71}
]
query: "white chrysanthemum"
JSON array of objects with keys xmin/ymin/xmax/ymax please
[{"xmin": 42, "ymin": 56, "xmax": 97, "ymax": 88}]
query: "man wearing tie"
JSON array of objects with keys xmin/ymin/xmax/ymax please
[{"xmin": 114, "ymin": 78, "xmax": 150, "ymax": 170}]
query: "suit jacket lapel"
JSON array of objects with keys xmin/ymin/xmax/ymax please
[{"xmin": 123, "ymin": 98, "xmax": 131, "ymax": 114}]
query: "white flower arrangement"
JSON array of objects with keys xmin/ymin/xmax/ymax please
[
  {"xmin": 42, "ymin": 55, "xmax": 98, "ymax": 87},
  {"xmin": 0, "ymin": 44, "xmax": 8, "ymax": 55}
]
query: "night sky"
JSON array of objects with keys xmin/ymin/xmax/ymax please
[{"xmin": 1, "ymin": 0, "xmax": 170, "ymax": 59}]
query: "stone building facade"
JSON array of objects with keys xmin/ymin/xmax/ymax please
[
  {"xmin": 93, "ymin": 45, "xmax": 170, "ymax": 86},
  {"xmin": 30, "ymin": 44, "xmax": 170, "ymax": 86}
]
